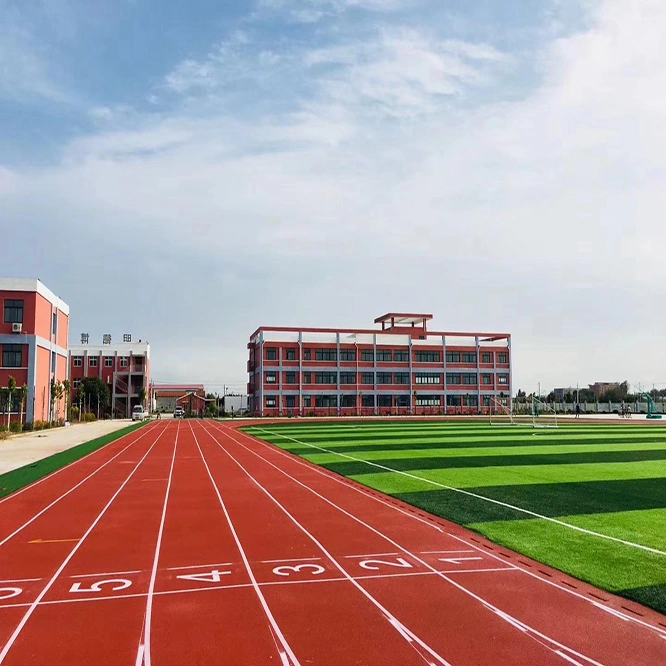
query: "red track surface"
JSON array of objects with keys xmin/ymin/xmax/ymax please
[{"xmin": 0, "ymin": 420, "xmax": 664, "ymax": 665}]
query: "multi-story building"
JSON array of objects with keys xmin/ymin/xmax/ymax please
[
  {"xmin": 247, "ymin": 313, "xmax": 511, "ymax": 417},
  {"xmin": 589, "ymin": 382, "xmax": 620, "ymax": 400},
  {"xmin": 0, "ymin": 278, "xmax": 69, "ymax": 424},
  {"xmin": 69, "ymin": 335, "xmax": 150, "ymax": 418}
]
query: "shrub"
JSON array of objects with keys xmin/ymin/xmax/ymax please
[
  {"xmin": 22, "ymin": 421, "xmax": 34, "ymax": 432},
  {"xmin": 70, "ymin": 406, "xmax": 79, "ymax": 420},
  {"xmin": 83, "ymin": 413, "xmax": 96, "ymax": 422},
  {"xmin": 0, "ymin": 431, "xmax": 7, "ymax": 440},
  {"xmin": 9, "ymin": 422, "xmax": 22, "ymax": 434},
  {"xmin": 0, "ymin": 425, "xmax": 7, "ymax": 433},
  {"xmin": 42, "ymin": 421, "xmax": 51, "ymax": 429},
  {"xmin": 33, "ymin": 421, "xmax": 44, "ymax": 431},
  {"xmin": 56, "ymin": 419, "xmax": 65, "ymax": 428}
]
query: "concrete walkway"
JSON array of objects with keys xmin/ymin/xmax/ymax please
[{"xmin": 0, "ymin": 420, "xmax": 135, "ymax": 476}]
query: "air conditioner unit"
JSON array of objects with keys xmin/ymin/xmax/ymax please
[{"xmin": 11, "ymin": 323, "xmax": 22, "ymax": 333}]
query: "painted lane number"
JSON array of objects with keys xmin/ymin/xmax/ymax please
[
  {"xmin": 0, "ymin": 588, "xmax": 22, "ymax": 600},
  {"xmin": 69, "ymin": 579, "xmax": 132, "ymax": 593},
  {"xmin": 272, "ymin": 564, "xmax": 326, "ymax": 577},
  {"xmin": 176, "ymin": 570, "xmax": 231, "ymax": 583},
  {"xmin": 358, "ymin": 558, "xmax": 413, "ymax": 571}
]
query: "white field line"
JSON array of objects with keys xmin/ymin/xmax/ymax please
[
  {"xmin": 218, "ymin": 424, "xmax": 606, "ymax": 666},
  {"xmin": 0, "ymin": 424, "xmax": 163, "ymax": 549},
  {"xmin": 228, "ymin": 423, "xmax": 666, "ymax": 639},
  {"xmin": 189, "ymin": 423, "xmax": 302, "ymax": 666},
  {"xmin": 140, "ymin": 422, "xmax": 180, "ymax": 666},
  {"xmin": 0, "ymin": 421, "xmax": 159, "ymax": 507},
  {"xmin": 199, "ymin": 424, "xmax": 453, "ymax": 666},
  {"xmin": 252, "ymin": 427, "xmax": 666, "ymax": 557},
  {"xmin": 0, "ymin": 426, "xmax": 167, "ymax": 664}
]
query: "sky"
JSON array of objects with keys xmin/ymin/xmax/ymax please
[{"xmin": 1, "ymin": 0, "xmax": 665, "ymax": 395}]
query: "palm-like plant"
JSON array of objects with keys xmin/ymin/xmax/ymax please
[
  {"xmin": 62, "ymin": 379, "xmax": 71, "ymax": 421},
  {"xmin": 7, "ymin": 376, "xmax": 16, "ymax": 428}
]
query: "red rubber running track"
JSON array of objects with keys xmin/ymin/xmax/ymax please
[{"xmin": 0, "ymin": 419, "xmax": 664, "ymax": 665}]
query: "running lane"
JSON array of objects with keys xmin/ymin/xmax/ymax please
[{"xmin": 210, "ymin": 421, "xmax": 666, "ymax": 666}]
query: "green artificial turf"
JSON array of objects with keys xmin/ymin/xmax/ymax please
[
  {"xmin": 244, "ymin": 421, "xmax": 666, "ymax": 615},
  {"xmin": 0, "ymin": 421, "xmax": 148, "ymax": 500}
]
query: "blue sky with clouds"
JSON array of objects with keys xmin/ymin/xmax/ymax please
[{"xmin": 2, "ymin": 0, "xmax": 664, "ymax": 394}]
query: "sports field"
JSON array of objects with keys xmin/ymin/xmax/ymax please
[{"xmin": 245, "ymin": 420, "xmax": 666, "ymax": 615}]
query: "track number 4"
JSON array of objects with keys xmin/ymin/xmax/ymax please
[{"xmin": 176, "ymin": 570, "xmax": 231, "ymax": 583}]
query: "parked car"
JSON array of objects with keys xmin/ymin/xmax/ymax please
[
  {"xmin": 132, "ymin": 405, "xmax": 149, "ymax": 421},
  {"xmin": 174, "ymin": 406, "xmax": 185, "ymax": 419}
]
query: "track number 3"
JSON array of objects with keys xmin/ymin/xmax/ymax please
[{"xmin": 272, "ymin": 564, "xmax": 326, "ymax": 577}]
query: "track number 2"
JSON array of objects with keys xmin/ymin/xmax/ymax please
[
  {"xmin": 272, "ymin": 564, "xmax": 326, "ymax": 577},
  {"xmin": 359, "ymin": 558, "xmax": 413, "ymax": 571},
  {"xmin": 69, "ymin": 579, "xmax": 132, "ymax": 593}
]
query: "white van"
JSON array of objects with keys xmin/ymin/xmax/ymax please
[{"xmin": 132, "ymin": 405, "xmax": 148, "ymax": 421}]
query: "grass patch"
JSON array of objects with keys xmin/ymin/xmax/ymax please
[{"xmin": 0, "ymin": 422, "xmax": 148, "ymax": 500}]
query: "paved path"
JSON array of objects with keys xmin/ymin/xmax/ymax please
[{"xmin": 0, "ymin": 420, "xmax": 135, "ymax": 475}]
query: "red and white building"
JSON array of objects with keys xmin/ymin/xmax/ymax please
[
  {"xmin": 68, "ymin": 336, "xmax": 150, "ymax": 418},
  {"xmin": 152, "ymin": 384, "xmax": 207, "ymax": 415},
  {"xmin": 0, "ymin": 278, "xmax": 69, "ymax": 423},
  {"xmin": 248, "ymin": 313, "xmax": 511, "ymax": 417}
]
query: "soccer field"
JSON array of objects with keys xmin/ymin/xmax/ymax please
[{"xmin": 244, "ymin": 420, "xmax": 666, "ymax": 616}]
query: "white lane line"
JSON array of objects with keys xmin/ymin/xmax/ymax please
[
  {"xmin": 0, "ymin": 424, "xmax": 162, "ymax": 548},
  {"xmin": 166, "ymin": 562, "xmax": 233, "ymax": 571},
  {"xmin": 421, "ymin": 550, "xmax": 475, "ymax": 555},
  {"xmin": 0, "ymin": 421, "xmax": 160, "ymax": 507},
  {"xmin": 344, "ymin": 552, "xmax": 399, "ymax": 559},
  {"xmin": 0, "ymin": 427, "xmax": 167, "ymax": 664},
  {"xmin": 190, "ymin": 422, "xmax": 302, "ymax": 666},
  {"xmin": 254, "ymin": 426, "xmax": 666, "ymax": 557},
  {"xmin": 135, "ymin": 644, "xmax": 145, "ymax": 666},
  {"xmin": 69, "ymin": 570, "xmax": 142, "ymax": 579},
  {"xmin": 219, "ymin": 424, "xmax": 605, "ymax": 666},
  {"xmin": 234, "ymin": 423, "xmax": 666, "ymax": 640},
  {"xmin": 203, "ymin": 426, "xmax": 453, "ymax": 666},
  {"xmin": 261, "ymin": 557, "xmax": 321, "ymax": 564},
  {"xmin": 140, "ymin": 423, "xmax": 179, "ymax": 666},
  {"xmin": 0, "ymin": 578, "xmax": 42, "ymax": 584}
]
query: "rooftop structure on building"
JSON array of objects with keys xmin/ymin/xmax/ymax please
[{"xmin": 248, "ymin": 312, "xmax": 511, "ymax": 417}]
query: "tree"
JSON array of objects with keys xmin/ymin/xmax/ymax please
[
  {"xmin": 19, "ymin": 385, "xmax": 28, "ymax": 426},
  {"xmin": 138, "ymin": 386, "xmax": 147, "ymax": 410},
  {"xmin": 516, "ymin": 389, "xmax": 526, "ymax": 399},
  {"xmin": 62, "ymin": 379, "xmax": 71, "ymax": 421},
  {"xmin": 50, "ymin": 380, "xmax": 64, "ymax": 424},
  {"xmin": 7, "ymin": 376, "xmax": 16, "ymax": 427},
  {"xmin": 79, "ymin": 377, "xmax": 110, "ymax": 414}
]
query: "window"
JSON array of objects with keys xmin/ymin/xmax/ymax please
[
  {"xmin": 303, "ymin": 395, "xmax": 311, "ymax": 408},
  {"xmin": 135, "ymin": 357, "xmax": 143, "ymax": 369},
  {"xmin": 285, "ymin": 395, "xmax": 296, "ymax": 408},
  {"xmin": 285, "ymin": 372, "xmax": 297, "ymax": 384},
  {"xmin": 361, "ymin": 372, "xmax": 374, "ymax": 385},
  {"xmin": 105, "ymin": 357, "xmax": 113, "ymax": 367},
  {"xmin": 482, "ymin": 395, "xmax": 492, "ymax": 407},
  {"xmin": 286, "ymin": 348, "xmax": 296, "ymax": 361},
  {"xmin": 304, "ymin": 349, "xmax": 311, "ymax": 361},
  {"xmin": 315, "ymin": 395, "xmax": 337, "ymax": 408},
  {"xmin": 462, "ymin": 373, "xmax": 478, "ymax": 385},
  {"xmin": 446, "ymin": 373, "xmax": 462, "ymax": 385},
  {"xmin": 341, "ymin": 395, "xmax": 356, "ymax": 407},
  {"xmin": 315, "ymin": 372, "xmax": 337, "ymax": 384},
  {"xmin": 498, "ymin": 353, "xmax": 508, "ymax": 364},
  {"xmin": 498, "ymin": 374, "xmax": 509, "ymax": 385},
  {"xmin": 482, "ymin": 352, "xmax": 491, "ymax": 364},
  {"xmin": 52, "ymin": 312, "xmax": 58, "ymax": 336},
  {"xmin": 376, "ymin": 372, "xmax": 392, "ymax": 384},
  {"xmin": 376, "ymin": 350, "xmax": 392, "ymax": 362},
  {"xmin": 361, "ymin": 350, "xmax": 374, "ymax": 362},
  {"xmin": 265, "ymin": 372, "xmax": 277, "ymax": 383},
  {"xmin": 73, "ymin": 378, "xmax": 81, "ymax": 389},
  {"xmin": 4, "ymin": 300, "xmax": 23, "ymax": 324},
  {"xmin": 447, "ymin": 395, "xmax": 462, "ymax": 407},
  {"xmin": 415, "ymin": 373, "xmax": 440, "ymax": 384},
  {"xmin": 2, "ymin": 344, "xmax": 23, "ymax": 368},
  {"xmin": 266, "ymin": 347, "xmax": 277, "ymax": 361},
  {"xmin": 393, "ymin": 350, "xmax": 409, "ymax": 362},
  {"xmin": 462, "ymin": 352, "xmax": 477, "ymax": 363},
  {"xmin": 266, "ymin": 397, "xmax": 276, "ymax": 408},
  {"xmin": 315, "ymin": 349, "xmax": 337, "ymax": 362},
  {"xmin": 73, "ymin": 356, "xmax": 83, "ymax": 367},
  {"xmin": 445, "ymin": 352, "xmax": 460, "ymax": 363},
  {"xmin": 396, "ymin": 395, "xmax": 410, "ymax": 408},
  {"xmin": 481, "ymin": 373, "xmax": 492, "ymax": 385},
  {"xmin": 89, "ymin": 357, "xmax": 98, "ymax": 368},
  {"xmin": 361, "ymin": 394, "xmax": 375, "ymax": 407},
  {"xmin": 394, "ymin": 373, "xmax": 410, "ymax": 384},
  {"xmin": 339, "ymin": 372, "xmax": 356, "ymax": 384},
  {"xmin": 377, "ymin": 395, "xmax": 392, "ymax": 407},
  {"xmin": 51, "ymin": 351, "xmax": 56, "ymax": 373},
  {"xmin": 120, "ymin": 357, "xmax": 129, "ymax": 368},
  {"xmin": 416, "ymin": 395, "xmax": 440, "ymax": 406},
  {"xmin": 303, "ymin": 372, "xmax": 312, "ymax": 384},
  {"xmin": 467, "ymin": 395, "xmax": 479, "ymax": 407},
  {"xmin": 339, "ymin": 350, "xmax": 357, "ymax": 361},
  {"xmin": 415, "ymin": 351, "xmax": 441, "ymax": 363}
]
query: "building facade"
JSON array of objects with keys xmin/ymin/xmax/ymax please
[
  {"xmin": 69, "ymin": 337, "xmax": 150, "ymax": 418},
  {"xmin": 152, "ymin": 384, "xmax": 207, "ymax": 415},
  {"xmin": 248, "ymin": 313, "xmax": 511, "ymax": 417},
  {"xmin": 0, "ymin": 278, "xmax": 69, "ymax": 423}
]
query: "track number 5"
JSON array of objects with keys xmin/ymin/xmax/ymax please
[
  {"xmin": 272, "ymin": 564, "xmax": 326, "ymax": 577},
  {"xmin": 69, "ymin": 579, "xmax": 132, "ymax": 593}
]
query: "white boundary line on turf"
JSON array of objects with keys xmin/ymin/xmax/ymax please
[
  {"xmin": 189, "ymin": 422, "xmax": 302, "ymax": 666},
  {"xmin": 253, "ymin": 427, "xmax": 666, "ymax": 557},
  {"xmin": 0, "ymin": 421, "xmax": 158, "ymax": 507},
  {"xmin": 0, "ymin": 425, "xmax": 167, "ymax": 664},
  {"xmin": 139, "ymin": 422, "xmax": 179, "ymax": 666},
  {"xmin": 216, "ymin": 424, "xmax": 605, "ymax": 666},
  {"xmin": 234, "ymin": 424, "xmax": 666, "ymax": 641},
  {"xmin": 0, "ymin": 423, "xmax": 164, "ymax": 549},
  {"xmin": 197, "ymin": 422, "xmax": 454, "ymax": 666}
]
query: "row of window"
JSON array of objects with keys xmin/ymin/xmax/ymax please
[
  {"xmin": 4, "ymin": 300, "xmax": 23, "ymax": 324},
  {"xmin": 72, "ymin": 356, "xmax": 143, "ymax": 369},
  {"xmin": 264, "ymin": 347, "xmax": 508, "ymax": 364},
  {"xmin": 264, "ymin": 394, "xmax": 497, "ymax": 408},
  {"xmin": 2, "ymin": 344, "xmax": 23, "ymax": 368},
  {"xmin": 264, "ymin": 371, "xmax": 509, "ymax": 385}
]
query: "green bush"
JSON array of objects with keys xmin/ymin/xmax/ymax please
[
  {"xmin": 0, "ymin": 425, "xmax": 7, "ymax": 433},
  {"xmin": 70, "ymin": 406, "xmax": 79, "ymax": 420},
  {"xmin": 33, "ymin": 421, "xmax": 44, "ymax": 431},
  {"xmin": 42, "ymin": 421, "xmax": 52, "ymax": 429},
  {"xmin": 83, "ymin": 413, "xmax": 96, "ymax": 422},
  {"xmin": 9, "ymin": 422, "xmax": 22, "ymax": 434},
  {"xmin": 23, "ymin": 421, "xmax": 34, "ymax": 432},
  {"xmin": 0, "ymin": 431, "xmax": 7, "ymax": 441}
]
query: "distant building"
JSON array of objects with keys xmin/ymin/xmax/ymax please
[
  {"xmin": 69, "ymin": 336, "xmax": 150, "ymax": 418},
  {"xmin": 0, "ymin": 278, "xmax": 69, "ymax": 423},
  {"xmin": 589, "ymin": 382, "xmax": 620, "ymax": 400},
  {"xmin": 553, "ymin": 387, "xmax": 576, "ymax": 401},
  {"xmin": 153, "ymin": 384, "xmax": 207, "ymax": 415}
]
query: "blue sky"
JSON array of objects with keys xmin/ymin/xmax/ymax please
[{"xmin": 1, "ymin": 0, "xmax": 664, "ymax": 393}]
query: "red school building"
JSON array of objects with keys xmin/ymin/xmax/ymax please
[
  {"xmin": 0, "ymin": 278, "xmax": 69, "ymax": 424},
  {"xmin": 247, "ymin": 313, "xmax": 512, "ymax": 417}
]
